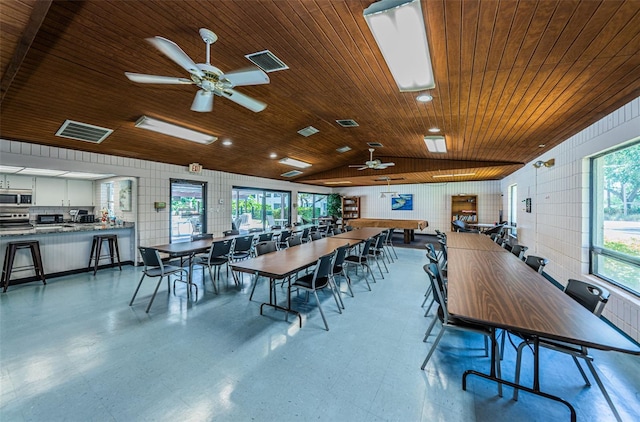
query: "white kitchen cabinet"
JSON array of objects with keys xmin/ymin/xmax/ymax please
[
  {"xmin": 0, "ymin": 174, "xmax": 33, "ymax": 189},
  {"xmin": 34, "ymin": 178, "xmax": 94, "ymax": 206},
  {"xmin": 66, "ymin": 180, "xmax": 94, "ymax": 206},
  {"xmin": 34, "ymin": 177, "xmax": 67, "ymax": 206}
]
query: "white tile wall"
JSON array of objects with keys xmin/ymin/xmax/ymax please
[{"xmin": 500, "ymin": 96, "xmax": 640, "ymax": 342}]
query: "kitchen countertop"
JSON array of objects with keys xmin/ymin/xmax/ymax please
[{"xmin": 0, "ymin": 222, "xmax": 135, "ymax": 237}]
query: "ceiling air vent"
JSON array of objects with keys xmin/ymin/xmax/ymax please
[
  {"xmin": 336, "ymin": 146, "xmax": 352, "ymax": 153},
  {"xmin": 245, "ymin": 50, "xmax": 289, "ymax": 72},
  {"xmin": 55, "ymin": 120, "xmax": 113, "ymax": 144},
  {"xmin": 281, "ymin": 170, "xmax": 303, "ymax": 178},
  {"xmin": 297, "ymin": 126, "xmax": 319, "ymax": 137},
  {"xmin": 367, "ymin": 142, "xmax": 384, "ymax": 148},
  {"xmin": 336, "ymin": 119, "xmax": 359, "ymax": 127}
]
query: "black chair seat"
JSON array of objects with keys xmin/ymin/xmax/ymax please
[
  {"xmin": 232, "ymin": 251, "xmax": 250, "ymax": 261},
  {"xmin": 291, "ymin": 274, "xmax": 329, "ymax": 290}
]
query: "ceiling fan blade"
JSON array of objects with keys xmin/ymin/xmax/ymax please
[
  {"xmin": 191, "ymin": 90, "xmax": 214, "ymax": 112},
  {"xmin": 125, "ymin": 72, "xmax": 192, "ymax": 84},
  {"xmin": 348, "ymin": 165, "xmax": 364, "ymax": 168},
  {"xmin": 357, "ymin": 166, "xmax": 368, "ymax": 171},
  {"xmin": 146, "ymin": 36, "xmax": 205, "ymax": 77},
  {"xmin": 220, "ymin": 89, "xmax": 266, "ymax": 112},
  {"xmin": 223, "ymin": 67, "xmax": 270, "ymax": 87},
  {"xmin": 379, "ymin": 162, "xmax": 395, "ymax": 167}
]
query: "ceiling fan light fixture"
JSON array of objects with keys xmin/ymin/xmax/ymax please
[
  {"xmin": 424, "ymin": 136, "xmax": 447, "ymax": 153},
  {"xmin": 135, "ymin": 116, "xmax": 217, "ymax": 144},
  {"xmin": 364, "ymin": 0, "xmax": 435, "ymax": 92},
  {"xmin": 279, "ymin": 157, "xmax": 312, "ymax": 169},
  {"xmin": 379, "ymin": 192, "xmax": 386, "ymax": 198}
]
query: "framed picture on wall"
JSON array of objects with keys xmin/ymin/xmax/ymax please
[
  {"xmin": 391, "ymin": 194, "xmax": 413, "ymax": 210},
  {"xmin": 119, "ymin": 180, "xmax": 132, "ymax": 211}
]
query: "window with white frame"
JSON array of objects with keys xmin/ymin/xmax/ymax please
[{"xmin": 590, "ymin": 140, "xmax": 640, "ymax": 295}]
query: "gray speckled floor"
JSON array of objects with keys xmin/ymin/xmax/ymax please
[{"xmin": 1, "ymin": 247, "xmax": 638, "ymax": 421}]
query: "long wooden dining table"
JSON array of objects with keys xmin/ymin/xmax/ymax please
[
  {"xmin": 446, "ymin": 234, "xmax": 640, "ymax": 421},
  {"xmin": 347, "ymin": 218, "xmax": 427, "ymax": 243},
  {"xmin": 331, "ymin": 227, "xmax": 388, "ymax": 241},
  {"xmin": 230, "ymin": 236, "xmax": 352, "ymax": 326}
]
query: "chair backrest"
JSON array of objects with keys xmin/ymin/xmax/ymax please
[
  {"xmin": 425, "ymin": 246, "xmax": 439, "ymax": 266},
  {"xmin": 255, "ymin": 241, "xmax": 278, "ymax": 256},
  {"xmin": 287, "ymin": 234, "xmax": 303, "ymax": 247},
  {"xmin": 233, "ymin": 235, "xmax": 254, "ymax": 252},
  {"xmin": 490, "ymin": 233, "xmax": 500, "ymax": 242},
  {"xmin": 311, "ymin": 252, "xmax": 336, "ymax": 289},
  {"xmin": 564, "ymin": 279, "xmax": 610, "ymax": 316},
  {"xmin": 270, "ymin": 225, "xmax": 282, "ymax": 231},
  {"xmin": 360, "ymin": 237, "xmax": 374, "ymax": 257},
  {"xmin": 279, "ymin": 230, "xmax": 291, "ymax": 242},
  {"xmin": 139, "ymin": 246, "xmax": 163, "ymax": 271},
  {"xmin": 373, "ymin": 234, "xmax": 385, "ymax": 250},
  {"xmin": 191, "ymin": 233, "xmax": 213, "ymax": 241},
  {"xmin": 452, "ymin": 220, "xmax": 466, "ymax": 231},
  {"xmin": 424, "ymin": 263, "xmax": 448, "ymax": 318},
  {"xmin": 438, "ymin": 239, "xmax": 448, "ymax": 263},
  {"xmin": 310, "ymin": 232, "xmax": 323, "ymax": 241},
  {"xmin": 258, "ymin": 232, "xmax": 274, "ymax": 242},
  {"xmin": 332, "ymin": 227, "xmax": 343, "ymax": 235},
  {"xmin": 223, "ymin": 229, "xmax": 239, "ymax": 236},
  {"xmin": 524, "ymin": 255, "xmax": 548, "ymax": 273},
  {"xmin": 300, "ymin": 227, "xmax": 310, "ymax": 242},
  {"xmin": 344, "ymin": 225, "xmax": 353, "ymax": 232},
  {"xmin": 333, "ymin": 244, "xmax": 350, "ymax": 269},
  {"xmin": 511, "ymin": 244, "xmax": 528, "ymax": 259},
  {"xmin": 209, "ymin": 239, "xmax": 233, "ymax": 259},
  {"xmin": 483, "ymin": 224, "xmax": 504, "ymax": 236}
]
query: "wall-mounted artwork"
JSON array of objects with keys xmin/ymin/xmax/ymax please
[
  {"xmin": 119, "ymin": 180, "xmax": 132, "ymax": 211},
  {"xmin": 391, "ymin": 194, "xmax": 413, "ymax": 211}
]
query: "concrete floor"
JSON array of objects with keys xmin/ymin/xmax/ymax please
[{"xmin": 1, "ymin": 247, "xmax": 639, "ymax": 421}]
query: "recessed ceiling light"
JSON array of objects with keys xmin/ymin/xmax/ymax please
[
  {"xmin": 222, "ymin": 140, "xmax": 232, "ymax": 146},
  {"xmin": 270, "ymin": 153, "xmax": 277, "ymax": 159},
  {"xmin": 428, "ymin": 127, "xmax": 440, "ymax": 133},
  {"xmin": 416, "ymin": 94, "xmax": 433, "ymax": 102}
]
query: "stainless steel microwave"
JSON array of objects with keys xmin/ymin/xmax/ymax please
[{"xmin": 0, "ymin": 189, "xmax": 33, "ymax": 207}]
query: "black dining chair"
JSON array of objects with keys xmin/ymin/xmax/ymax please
[
  {"xmin": 230, "ymin": 235, "xmax": 254, "ymax": 285},
  {"xmin": 421, "ymin": 263, "xmax": 495, "ymax": 377},
  {"xmin": 287, "ymin": 234, "xmax": 303, "ymax": 248},
  {"xmin": 332, "ymin": 243, "xmax": 353, "ymax": 302},
  {"xmin": 130, "ymin": 247, "xmax": 188, "ymax": 313},
  {"xmin": 277, "ymin": 230, "xmax": 291, "ymax": 249},
  {"xmin": 382, "ymin": 229, "xmax": 397, "ymax": 262},
  {"xmin": 343, "ymin": 237, "xmax": 375, "ymax": 291},
  {"xmin": 192, "ymin": 239, "xmax": 232, "ymax": 293},
  {"xmin": 367, "ymin": 234, "xmax": 388, "ymax": 278},
  {"xmin": 288, "ymin": 251, "xmax": 341, "ymax": 331},
  {"xmin": 512, "ymin": 279, "xmax": 618, "ymax": 418}
]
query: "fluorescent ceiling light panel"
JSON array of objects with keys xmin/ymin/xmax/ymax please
[
  {"xmin": 324, "ymin": 181, "xmax": 353, "ymax": 185},
  {"xmin": 135, "ymin": 116, "xmax": 217, "ymax": 145},
  {"xmin": 62, "ymin": 172, "xmax": 114, "ymax": 179},
  {"xmin": 279, "ymin": 157, "xmax": 312, "ymax": 169},
  {"xmin": 424, "ymin": 136, "xmax": 447, "ymax": 153},
  {"xmin": 364, "ymin": 0, "xmax": 435, "ymax": 92},
  {"xmin": 0, "ymin": 165, "xmax": 24, "ymax": 173},
  {"xmin": 18, "ymin": 168, "xmax": 67, "ymax": 176},
  {"xmin": 433, "ymin": 173, "xmax": 475, "ymax": 178}
]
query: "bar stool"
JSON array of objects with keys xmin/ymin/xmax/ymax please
[
  {"xmin": 88, "ymin": 234, "xmax": 122, "ymax": 275},
  {"xmin": 2, "ymin": 240, "xmax": 46, "ymax": 293}
]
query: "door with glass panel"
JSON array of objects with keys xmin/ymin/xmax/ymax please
[{"xmin": 170, "ymin": 179, "xmax": 206, "ymax": 243}]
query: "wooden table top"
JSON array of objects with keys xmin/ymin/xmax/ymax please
[
  {"xmin": 348, "ymin": 218, "xmax": 428, "ymax": 230},
  {"xmin": 230, "ymin": 237, "xmax": 350, "ymax": 279},
  {"xmin": 151, "ymin": 239, "xmax": 213, "ymax": 255},
  {"xmin": 447, "ymin": 248, "xmax": 640, "ymax": 355},
  {"xmin": 332, "ymin": 227, "xmax": 387, "ymax": 241},
  {"xmin": 446, "ymin": 232, "xmax": 508, "ymax": 252}
]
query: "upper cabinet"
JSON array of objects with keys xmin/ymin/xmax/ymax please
[
  {"xmin": 34, "ymin": 178, "xmax": 94, "ymax": 206},
  {"xmin": 0, "ymin": 174, "xmax": 33, "ymax": 189},
  {"xmin": 67, "ymin": 180, "xmax": 94, "ymax": 206}
]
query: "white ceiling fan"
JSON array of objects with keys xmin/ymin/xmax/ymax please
[
  {"xmin": 125, "ymin": 28, "xmax": 269, "ymax": 113},
  {"xmin": 349, "ymin": 148, "xmax": 395, "ymax": 170}
]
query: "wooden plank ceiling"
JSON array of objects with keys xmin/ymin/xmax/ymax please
[{"xmin": 1, "ymin": 0, "xmax": 639, "ymax": 186}]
